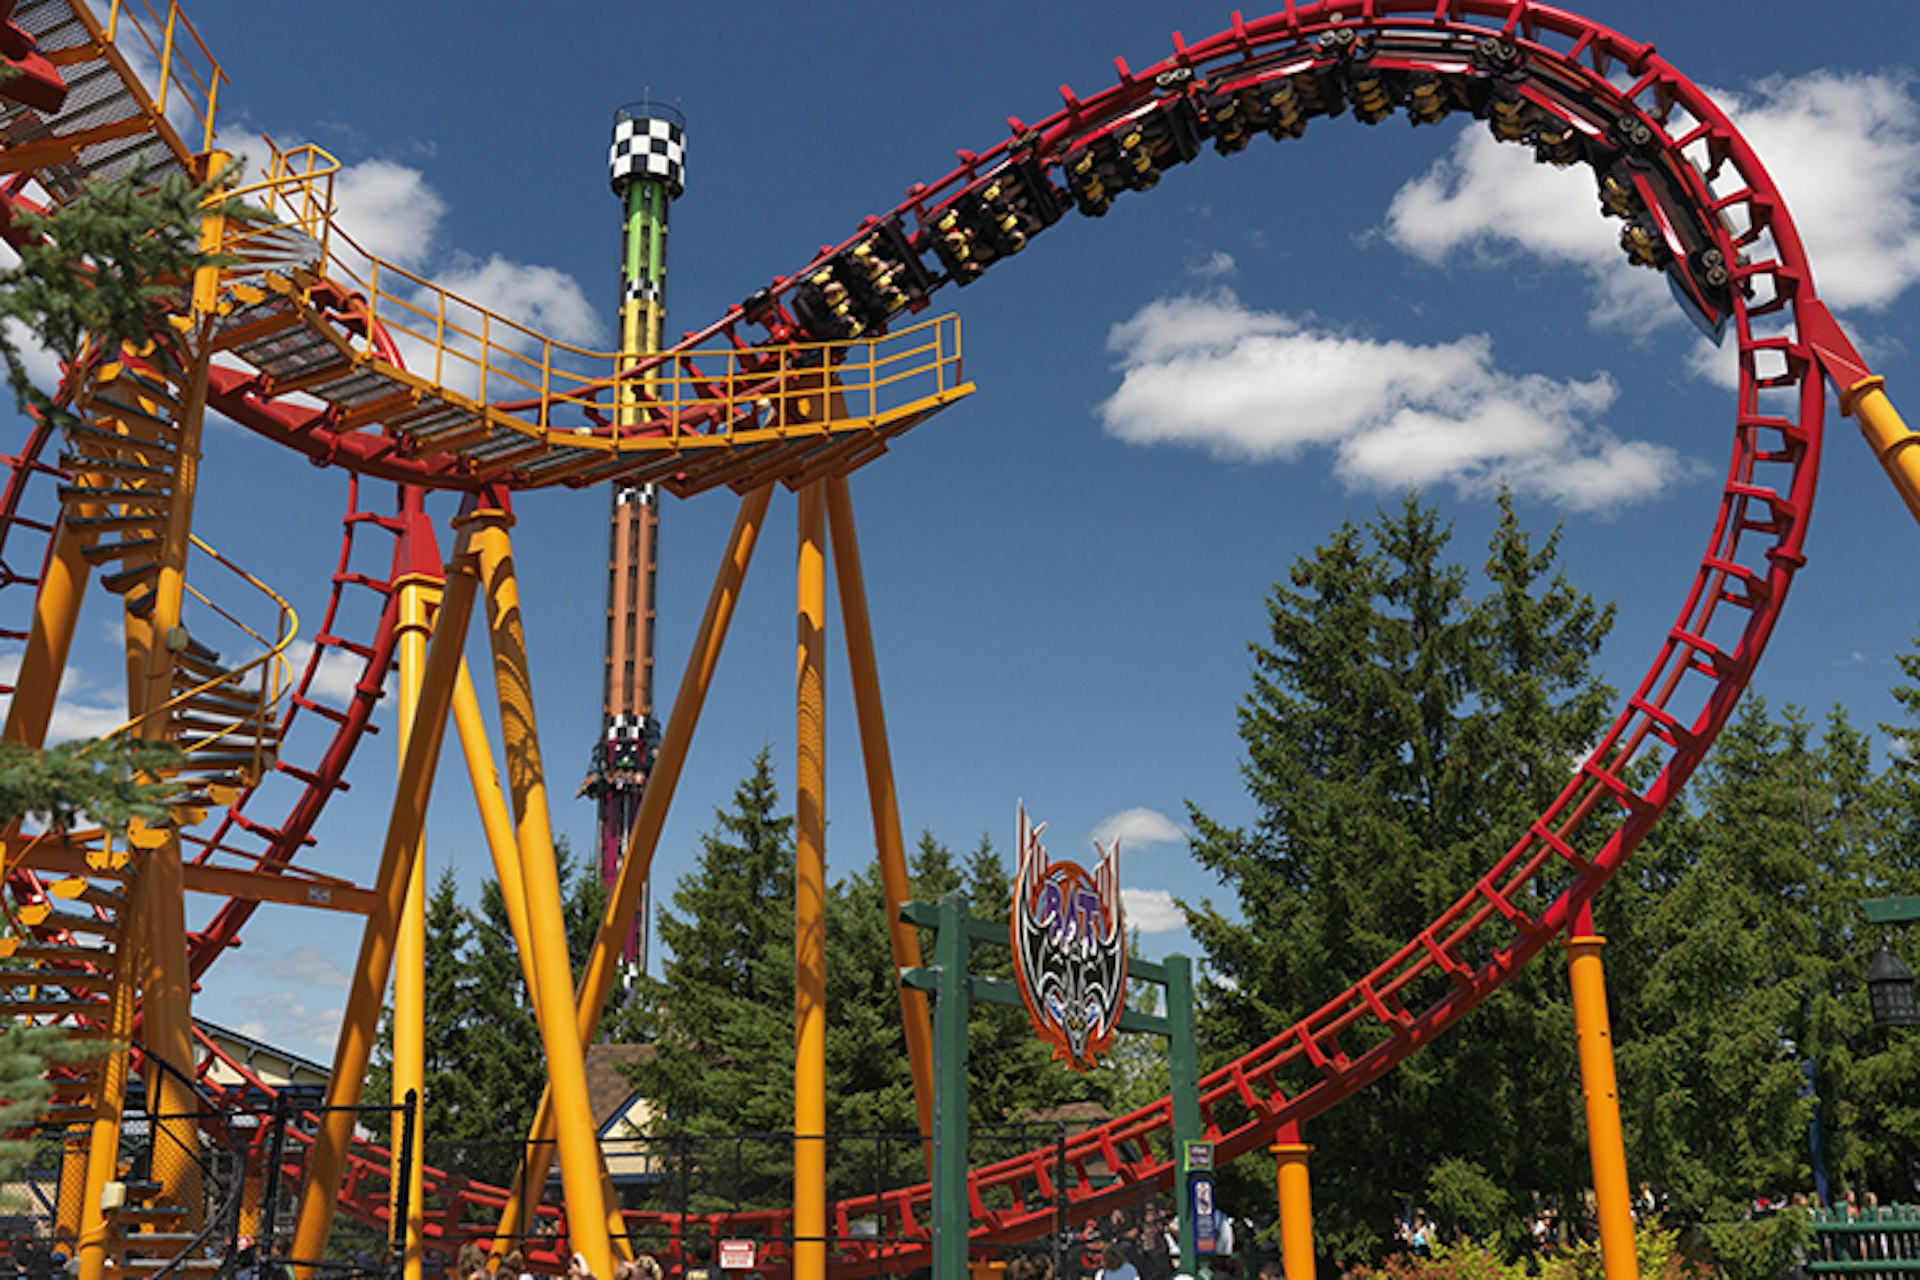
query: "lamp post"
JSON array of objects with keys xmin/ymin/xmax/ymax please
[{"xmin": 1863, "ymin": 897, "xmax": 1920, "ymax": 1031}]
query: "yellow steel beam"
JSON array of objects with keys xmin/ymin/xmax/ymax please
[
  {"xmin": 1566, "ymin": 917, "xmax": 1640, "ymax": 1280},
  {"xmin": 1848, "ymin": 377, "xmax": 1920, "ymax": 528},
  {"xmin": 10, "ymin": 836, "xmax": 376, "ymax": 913},
  {"xmin": 794, "ymin": 480, "xmax": 827, "ymax": 1280},
  {"xmin": 469, "ymin": 506, "xmax": 614, "ymax": 1280},
  {"xmin": 823, "ymin": 474, "xmax": 934, "ymax": 1164},
  {"xmin": 74, "ymin": 895, "xmax": 140, "ymax": 1280},
  {"xmin": 132, "ymin": 208, "xmax": 226, "ymax": 1224},
  {"xmin": 2, "ymin": 522, "xmax": 93, "ymax": 751},
  {"xmin": 1271, "ymin": 1136, "xmax": 1317, "ymax": 1280},
  {"xmin": 291, "ymin": 522, "xmax": 481, "ymax": 1276},
  {"xmin": 139, "ymin": 839, "xmax": 204, "ymax": 1227},
  {"xmin": 453, "ymin": 659, "xmax": 544, "ymax": 1252},
  {"xmin": 454, "ymin": 666, "xmax": 640, "ymax": 1260},
  {"xmin": 490, "ymin": 483, "xmax": 773, "ymax": 1256},
  {"xmin": 391, "ymin": 571, "xmax": 439, "ymax": 1280}
]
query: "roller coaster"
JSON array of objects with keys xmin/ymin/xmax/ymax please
[{"xmin": 0, "ymin": 1, "xmax": 1911, "ymax": 1279}]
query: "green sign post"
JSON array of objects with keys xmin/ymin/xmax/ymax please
[{"xmin": 901, "ymin": 893, "xmax": 1205, "ymax": 1279}]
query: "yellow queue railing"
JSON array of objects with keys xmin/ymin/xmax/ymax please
[
  {"xmin": 71, "ymin": 0, "xmax": 227, "ymax": 161},
  {"xmin": 225, "ymin": 143, "xmax": 969, "ymax": 449}
]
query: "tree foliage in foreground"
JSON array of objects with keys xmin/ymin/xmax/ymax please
[
  {"xmin": 366, "ymin": 841, "xmax": 620, "ymax": 1158},
  {"xmin": 0, "ymin": 737, "xmax": 184, "ymax": 834},
  {"xmin": 1187, "ymin": 489, "xmax": 1920, "ymax": 1248},
  {"xmin": 628, "ymin": 750, "xmax": 1115, "ymax": 1208},
  {"xmin": 1185, "ymin": 493, "xmax": 1617, "ymax": 1257},
  {"xmin": 0, "ymin": 169, "xmax": 231, "ymax": 422},
  {"xmin": 1606, "ymin": 694, "xmax": 1920, "ymax": 1218}
]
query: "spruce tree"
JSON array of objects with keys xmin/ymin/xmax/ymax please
[
  {"xmin": 1185, "ymin": 492, "xmax": 1615, "ymax": 1254},
  {"xmin": 1602, "ymin": 697, "xmax": 1920, "ymax": 1216},
  {"xmin": 631, "ymin": 747, "xmax": 797, "ymax": 1142}
]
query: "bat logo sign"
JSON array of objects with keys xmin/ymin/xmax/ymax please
[{"xmin": 1011, "ymin": 801, "xmax": 1127, "ymax": 1072}]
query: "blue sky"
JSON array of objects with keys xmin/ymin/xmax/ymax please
[{"xmin": 13, "ymin": 1, "xmax": 1920, "ymax": 1059}]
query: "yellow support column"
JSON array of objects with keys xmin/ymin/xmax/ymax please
[
  {"xmin": 822, "ymin": 476, "xmax": 934, "ymax": 1160},
  {"xmin": 1566, "ymin": 906, "xmax": 1639, "ymax": 1280},
  {"xmin": 469, "ymin": 503, "xmax": 614, "ymax": 1280},
  {"xmin": 291, "ymin": 522, "xmax": 481, "ymax": 1277},
  {"xmin": 1270, "ymin": 1128, "xmax": 1317, "ymax": 1280},
  {"xmin": 76, "ymin": 895, "xmax": 142, "ymax": 1280},
  {"xmin": 139, "ymin": 841, "xmax": 204, "ymax": 1226},
  {"xmin": 1, "ymin": 523, "xmax": 90, "ymax": 749},
  {"xmin": 451, "ymin": 661, "xmax": 540, "ymax": 1250},
  {"xmin": 490, "ymin": 485, "xmax": 772, "ymax": 1259},
  {"xmin": 795, "ymin": 481, "xmax": 828, "ymax": 1280},
  {"xmin": 1847, "ymin": 377, "xmax": 1920, "ymax": 526},
  {"xmin": 392, "ymin": 571, "xmax": 440, "ymax": 1280}
]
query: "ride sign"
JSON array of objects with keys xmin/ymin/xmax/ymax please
[
  {"xmin": 1011, "ymin": 802, "xmax": 1127, "ymax": 1072},
  {"xmin": 1191, "ymin": 1175, "xmax": 1218, "ymax": 1255}
]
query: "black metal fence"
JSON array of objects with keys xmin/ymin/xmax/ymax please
[{"xmin": 4, "ymin": 1086, "xmax": 412, "ymax": 1280}]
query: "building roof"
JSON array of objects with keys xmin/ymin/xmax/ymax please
[{"xmin": 585, "ymin": 1042, "xmax": 655, "ymax": 1132}]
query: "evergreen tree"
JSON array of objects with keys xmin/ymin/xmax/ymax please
[
  {"xmin": 631, "ymin": 747, "xmax": 797, "ymax": 1140},
  {"xmin": 1605, "ymin": 697, "xmax": 1919, "ymax": 1216},
  {"xmin": 0, "ymin": 737, "xmax": 183, "ymax": 834},
  {"xmin": 363, "ymin": 841, "xmax": 616, "ymax": 1172},
  {"xmin": 0, "ymin": 169, "xmax": 233, "ymax": 423},
  {"xmin": 1185, "ymin": 493, "xmax": 1615, "ymax": 1254}
]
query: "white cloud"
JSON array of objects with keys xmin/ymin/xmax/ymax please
[
  {"xmin": 1121, "ymin": 887, "xmax": 1186, "ymax": 934},
  {"xmin": 432, "ymin": 254, "xmax": 602, "ymax": 349},
  {"xmin": 331, "ymin": 159, "xmax": 446, "ymax": 269},
  {"xmin": 1190, "ymin": 251, "xmax": 1238, "ymax": 280},
  {"xmin": 48, "ymin": 697, "xmax": 128, "ymax": 744},
  {"xmin": 280, "ymin": 639, "xmax": 371, "ymax": 707},
  {"xmin": 223, "ymin": 944, "xmax": 351, "ymax": 1059},
  {"xmin": 1382, "ymin": 70, "xmax": 1920, "ymax": 327},
  {"xmin": 1099, "ymin": 289, "xmax": 1700, "ymax": 511},
  {"xmin": 1, "ymin": 317, "xmax": 61, "ymax": 401},
  {"xmin": 0, "ymin": 651, "xmax": 131, "ymax": 745},
  {"xmin": 1686, "ymin": 334, "xmax": 1741, "ymax": 391},
  {"xmin": 1386, "ymin": 127, "xmax": 1618, "ymax": 272},
  {"xmin": 1720, "ymin": 71, "xmax": 1920, "ymax": 312},
  {"xmin": 231, "ymin": 943, "xmax": 352, "ymax": 991},
  {"xmin": 231, "ymin": 994, "xmax": 344, "ymax": 1063},
  {"xmin": 1092, "ymin": 806, "xmax": 1185, "ymax": 851}
]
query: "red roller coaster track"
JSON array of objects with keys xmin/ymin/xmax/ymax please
[{"xmin": 0, "ymin": 0, "xmax": 1884, "ymax": 1275}]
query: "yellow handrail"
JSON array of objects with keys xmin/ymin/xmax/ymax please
[
  {"xmin": 223, "ymin": 140, "xmax": 339, "ymax": 267},
  {"xmin": 90, "ymin": 0, "xmax": 227, "ymax": 156},
  {"xmin": 79, "ymin": 532, "xmax": 299, "ymax": 780},
  {"xmin": 208, "ymin": 145, "xmax": 967, "ymax": 446}
]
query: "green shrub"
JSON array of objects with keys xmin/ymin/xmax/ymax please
[
  {"xmin": 1536, "ymin": 1223, "xmax": 1712, "ymax": 1280},
  {"xmin": 1702, "ymin": 1211, "xmax": 1809, "ymax": 1280},
  {"xmin": 1343, "ymin": 1236, "xmax": 1528, "ymax": 1280},
  {"xmin": 1427, "ymin": 1159, "xmax": 1517, "ymax": 1252}
]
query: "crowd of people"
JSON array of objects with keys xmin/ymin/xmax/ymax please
[{"xmin": 1000, "ymin": 1198, "xmax": 1276, "ymax": 1280}]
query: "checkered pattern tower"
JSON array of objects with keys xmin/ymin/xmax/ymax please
[{"xmin": 591, "ymin": 102, "xmax": 685, "ymax": 985}]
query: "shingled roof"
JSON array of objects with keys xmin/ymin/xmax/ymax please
[{"xmin": 585, "ymin": 1043, "xmax": 655, "ymax": 1133}]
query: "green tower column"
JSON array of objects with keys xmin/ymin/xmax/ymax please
[{"xmin": 594, "ymin": 103, "xmax": 687, "ymax": 979}]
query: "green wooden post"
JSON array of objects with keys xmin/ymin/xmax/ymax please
[
  {"xmin": 1166, "ymin": 954, "xmax": 1202, "ymax": 1274},
  {"xmin": 933, "ymin": 892, "xmax": 972, "ymax": 1280}
]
